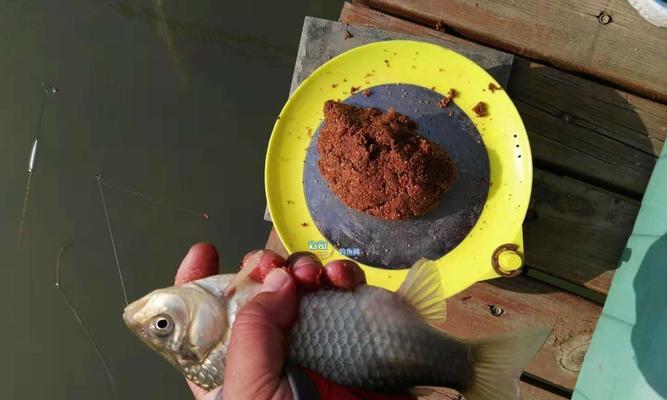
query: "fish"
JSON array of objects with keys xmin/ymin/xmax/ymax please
[{"xmin": 123, "ymin": 259, "xmax": 551, "ymax": 400}]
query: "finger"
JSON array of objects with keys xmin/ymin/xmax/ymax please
[
  {"xmin": 242, "ymin": 250, "xmax": 287, "ymax": 282},
  {"xmin": 175, "ymin": 243, "xmax": 220, "ymax": 285},
  {"xmin": 287, "ymin": 252, "xmax": 323, "ymax": 291},
  {"xmin": 324, "ymin": 260, "xmax": 366, "ymax": 290},
  {"xmin": 223, "ymin": 269, "xmax": 297, "ymax": 400}
]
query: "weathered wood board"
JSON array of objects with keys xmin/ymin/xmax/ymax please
[
  {"xmin": 353, "ymin": 0, "xmax": 667, "ymax": 103},
  {"xmin": 524, "ymin": 170, "xmax": 639, "ymax": 295}
]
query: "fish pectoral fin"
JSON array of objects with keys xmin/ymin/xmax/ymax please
[{"xmin": 397, "ymin": 258, "xmax": 446, "ymax": 325}]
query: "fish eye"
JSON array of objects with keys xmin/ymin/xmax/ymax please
[{"xmin": 150, "ymin": 315, "xmax": 174, "ymax": 337}]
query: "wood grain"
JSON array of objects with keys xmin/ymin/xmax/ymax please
[
  {"xmin": 524, "ymin": 170, "xmax": 639, "ymax": 295},
  {"xmin": 352, "ymin": 0, "xmax": 667, "ymax": 102},
  {"xmin": 439, "ymin": 275, "xmax": 601, "ymax": 391},
  {"xmin": 341, "ymin": 2, "xmax": 667, "ymax": 197}
]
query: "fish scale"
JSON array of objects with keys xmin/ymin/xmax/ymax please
[{"xmin": 288, "ymin": 286, "xmax": 472, "ymax": 390}]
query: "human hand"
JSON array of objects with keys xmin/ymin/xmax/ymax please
[{"xmin": 174, "ymin": 243, "xmax": 414, "ymax": 400}]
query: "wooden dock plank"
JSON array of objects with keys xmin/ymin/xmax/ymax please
[
  {"xmin": 352, "ymin": 0, "xmax": 667, "ymax": 102},
  {"xmin": 340, "ymin": 2, "xmax": 667, "ymax": 197},
  {"xmin": 525, "ymin": 170, "xmax": 639, "ymax": 295},
  {"xmin": 266, "ymin": 227, "xmax": 598, "ymax": 392},
  {"xmin": 439, "ymin": 276, "xmax": 601, "ymax": 391},
  {"xmin": 510, "ymin": 59, "xmax": 665, "ymax": 196}
]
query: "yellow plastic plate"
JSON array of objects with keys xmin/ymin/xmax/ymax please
[{"xmin": 265, "ymin": 40, "xmax": 531, "ymax": 296}]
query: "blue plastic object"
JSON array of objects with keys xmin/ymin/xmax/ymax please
[{"xmin": 574, "ymin": 145, "xmax": 667, "ymax": 399}]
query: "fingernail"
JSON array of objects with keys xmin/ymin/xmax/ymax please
[{"xmin": 261, "ymin": 268, "xmax": 290, "ymax": 293}]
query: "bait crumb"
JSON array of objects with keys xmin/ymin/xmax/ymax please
[
  {"xmin": 430, "ymin": 86, "xmax": 436, "ymax": 91},
  {"xmin": 435, "ymin": 20, "xmax": 446, "ymax": 32},
  {"xmin": 306, "ymin": 128, "xmax": 313, "ymax": 137},
  {"xmin": 473, "ymin": 102, "xmax": 488, "ymax": 117},
  {"xmin": 384, "ymin": 59, "xmax": 390, "ymax": 67},
  {"xmin": 331, "ymin": 83, "xmax": 338, "ymax": 88},
  {"xmin": 362, "ymin": 89, "xmax": 372, "ymax": 97},
  {"xmin": 488, "ymin": 83, "xmax": 502, "ymax": 93},
  {"xmin": 286, "ymin": 200, "xmax": 295, "ymax": 204},
  {"xmin": 318, "ymin": 101, "xmax": 457, "ymax": 220},
  {"xmin": 350, "ymin": 86, "xmax": 360, "ymax": 93},
  {"xmin": 301, "ymin": 222, "xmax": 309, "ymax": 227},
  {"xmin": 344, "ymin": 30, "xmax": 353, "ymax": 40},
  {"xmin": 437, "ymin": 89, "xmax": 457, "ymax": 108}
]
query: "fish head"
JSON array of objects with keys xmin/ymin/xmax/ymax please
[{"xmin": 123, "ymin": 283, "xmax": 227, "ymax": 372}]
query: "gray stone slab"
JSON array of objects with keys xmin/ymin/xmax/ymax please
[{"xmin": 264, "ymin": 16, "xmax": 514, "ymax": 222}]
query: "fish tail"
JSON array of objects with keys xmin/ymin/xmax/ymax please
[{"xmin": 461, "ymin": 328, "xmax": 551, "ymax": 400}]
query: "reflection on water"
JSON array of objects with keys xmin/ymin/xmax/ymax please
[{"xmin": 0, "ymin": 0, "xmax": 343, "ymax": 398}]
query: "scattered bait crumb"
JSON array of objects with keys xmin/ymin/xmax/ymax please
[
  {"xmin": 362, "ymin": 89, "xmax": 372, "ymax": 97},
  {"xmin": 430, "ymin": 86, "xmax": 436, "ymax": 91},
  {"xmin": 437, "ymin": 89, "xmax": 457, "ymax": 108},
  {"xmin": 364, "ymin": 73, "xmax": 374, "ymax": 78},
  {"xmin": 473, "ymin": 102, "xmax": 488, "ymax": 117},
  {"xmin": 331, "ymin": 83, "xmax": 338, "ymax": 88},
  {"xmin": 287, "ymin": 200, "xmax": 295, "ymax": 204},
  {"xmin": 306, "ymin": 127, "xmax": 313, "ymax": 137},
  {"xmin": 435, "ymin": 20, "xmax": 446, "ymax": 32},
  {"xmin": 301, "ymin": 222, "xmax": 309, "ymax": 227},
  {"xmin": 438, "ymin": 68, "xmax": 444, "ymax": 72},
  {"xmin": 488, "ymin": 83, "xmax": 502, "ymax": 93},
  {"xmin": 343, "ymin": 78, "xmax": 347, "ymax": 82},
  {"xmin": 350, "ymin": 86, "xmax": 360, "ymax": 93},
  {"xmin": 384, "ymin": 59, "xmax": 390, "ymax": 67},
  {"xmin": 344, "ymin": 30, "xmax": 353, "ymax": 40}
]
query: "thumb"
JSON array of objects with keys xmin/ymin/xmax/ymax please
[{"xmin": 222, "ymin": 268, "xmax": 297, "ymax": 400}]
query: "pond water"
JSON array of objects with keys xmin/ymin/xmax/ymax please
[{"xmin": 0, "ymin": 1, "xmax": 342, "ymax": 398}]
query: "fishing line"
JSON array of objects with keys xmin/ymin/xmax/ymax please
[
  {"xmin": 99, "ymin": 179, "xmax": 208, "ymax": 219},
  {"xmin": 97, "ymin": 174, "xmax": 129, "ymax": 306},
  {"xmin": 17, "ymin": 82, "xmax": 57, "ymax": 249},
  {"xmin": 56, "ymin": 243, "xmax": 118, "ymax": 398}
]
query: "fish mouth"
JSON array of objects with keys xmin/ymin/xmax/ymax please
[{"xmin": 122, "ymin": 296, "xmax": 149, "ymax": 333}]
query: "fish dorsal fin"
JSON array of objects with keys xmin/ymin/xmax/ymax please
[{"xmin": 397, "ymin": 258, "xmax": 446, "ymax": 325}]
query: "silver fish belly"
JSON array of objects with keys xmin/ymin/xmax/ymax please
[{"xmin": 288, "ymin": 286, "xmax": 473, "ymax": 390}]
